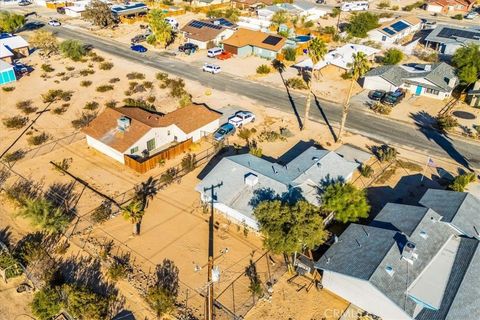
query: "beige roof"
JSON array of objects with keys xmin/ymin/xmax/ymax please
[
  {"xmin": 181, "ymin": 20, "xmax": 228, "ymax": 42},
  {"xmin": 222, "ymin": 28, "xmax": 286, "ymax": 52},
  {"xmin": 82, "ymin": 104, "xmax": 221, "ymax": 152}
]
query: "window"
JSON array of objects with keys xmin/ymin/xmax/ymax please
[
  {"xmin": 167, "ymin": 130, "xmax": 171, "ymax": 136},
  {"xmin": 425, "ymin": 88, "xmax": 440, "ymax": 95},
  {"xmin": 146, "ymin": 138, "xmax": 156, "ymax": 151},
  {"xmin": 130, "ymin": 146, "xmax": 139, "ymax": 154}
]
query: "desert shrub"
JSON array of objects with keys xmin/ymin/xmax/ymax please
[
  {"xmin": 391, "ymin": 5, "xmax": 399, "ymax": 10},
  {"xmin": 59, "ymin": 39, "xmax": 86, "ymax": 61},
  {"xmin": 346, "ymin": 12, "xmax": 379, "ymax": 38},
  {"xmin": 41, "ymin": 64, "xmax": 54, "ymax": 72},
  {"xmin": 71, "ymin": 112, "xmax": 97, "ymax": 129},
  {"xmin": 0, "ymin": 251, "xmax": 23, "ymax": 279},
  {"xmin": 91, "ymin": 200, "xmax": 113, "ymax": 224},
  {"xmin": 107, "ymin": 258, "xmax": 131, "ymax": 280},
  {"xmin": 2, "ymin": 86, "xmax": 15, "ymax": 92},
  {"xmin": 160, "ymin": 168, "xmax": 178, "ymax": 186},
  {"xmin": 42, "ymin": 90, "xmax": 73, "ymax": 103},
  {"xmin": 16, "ymin": 100, "xmax": 37, "ymax": 114},
  {"xmin": 452, "ymin": 14, "xmax": 463, "ymax": 20},
  {"xmin": 96, "ymin": 85, "xmax": 114, "ymax": 92},
  {"xmin": 127, "ymin": 72, "xmax": 145, "ymax": 80},
  {"xmin": 80, "ymin": 80, "xmax": 92, "ymax": 87},
  {"xmin": 109, "ymin": 77, "xmax": 120, "ymax": 83},
  {"xmin": 91, "ymin": 54, "xmax": 105, "ymax": 62},
  {"xmin": 3, "ymin": 149, "xmax": 25, "ymax": 164},
  {"xmin": 373, "ymin": 144, "xmax": 398, "ymax": 162},
  {"xmin": 99, "ymin": 62, "xmax": 113, "ymax": 70},
  {"xmin": 84, "ymin": 101, "xmax": 99, "ymax": 110},
  {"xmin": 377, "ymin": 0, "xmax": 390, "ymax": 8},
  {"xmin": 258, "ymin": 130, "xmax": 286, "ymax": 142},
  {"xmin": 181, "ymin": 154, "xmax": 196, "ymax": 173},
  {"xmin": 27, "ymin": 132, "xmax": 50, "ymax": 146},
  {"xmin": 66, "ymin": 66, "xmax": 75, "ymax": 71},
  {"xmin": 383, "ymin": 48, "xmax": 403, "ymax": 65},
  {"xmin": 56, "ymin": 72, "xmax": 66, "ymax": 77},
  {"xmin": 79, "ymin": 68, "xmax": 95, "ymax": 76},
  {"xmin": 52, "ymin": 104, "xmax": 69, "ymax": 115},
  {"xmin": 178, "ymin": 93, "xmax": 191, "ymax": 108},
  {"xmin": 378, "ymin": 12, "xmax": 394, "ymax": 18},
  {"xmin": 449, "ymin": 172, "xmax": 476, "ymax": 192},
  {"xmin": 124, "ymin": 90, "xmax": 132, "ymax": 96},
  {"xmin": 360, "ymin": 164, "xmax": 374, "ymax": 177},
  {"xmin": 330, "ymin": 7, "xmax": 340, "ymax": 18},
  {"xmin": 256, "ymin": 64, "xmax": 271, "ymax": 74},
  {"xmin": 143, "ymin": 81, "xmax": 153, "ymax": 89},
  {"xmin": 3, "ymin": 115, "xmax": 28, "ymax": 129},
  {"xmin": 52, "ymin": 158, "xmax": 72, "ymax": 173},
  {"xmin": 285, "ymin": 77, "xmax": 308, "ymax": 89},
  {"xmin": 3, "ymin": 176, "xmax": 41, "ymax": 206},
  {"xmin": 156, "ymin": 72, "xmax": 168, "ymax": 81},
  {"xmin": 403, "ymin": 1, "xmax": 424, "ymax": 11},
  {"xmin": 282, "ymin": 47, "xmax": 297, "ymax": 61},
  {"xmin": 303, "ymin": 20, "xmax": 314, "ymax": 28},
  {"xmin": 132, "ymin": 83, "xmax": 146, "ymax": 93},
  {"xmin": 147, "ymin": 96, "xmax": 156, "ymax": 103},
  {"xmin": 249, "ymin": 146, "xmax": 262, "ymax": 157},
  {"xmin": 370, "ymin": 102, "xmax": 392, "ymax": 115},
  {"xmin": 123, "ymin": 98, "xmax": 155, "ymax": 110},
  {"xmin": 436, "ymin": 114, "xmax": 458, "ymax": 132},
  {"xmin": 105, "ymin": 100, "xmax": 117, "ymax": 108}
]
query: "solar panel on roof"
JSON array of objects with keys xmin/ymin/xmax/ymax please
[
  {"xmin": 382, "ymin": 28, "xmax": 396, "ymax": 35},
  {"xmin": 188, "ymin": 20, "xmax": 222, "ymax": 30},
  {"xmin": 216, "ymin": 18, "xmax": 233, "ymax": 27},
  {"xmin": 391, "ymin": 21, "xmax": 409, "ymax": 32},
  {"xmin": 262, "ymin": 35, "xmax": 282, "ymax": 46},
  {"xmin": 437, "ymin": 27, "xmax": 480, "ymax": 40}
]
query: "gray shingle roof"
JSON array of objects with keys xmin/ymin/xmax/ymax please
[
  {"xmin": 425, "ymin": 25, "xmax": 480, "ymax": 46},
  {"xmin": 419, "ymin": 189, "xmax": 480, "ymax": 239},
  {"xmin": 364, "ymin": 62, "xmax": 457, "ymax": 92}
]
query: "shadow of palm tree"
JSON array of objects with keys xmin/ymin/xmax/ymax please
[
  {"xmin": 410, "ymin": 111, "xmax": 471, "ymax": 170},
  {"xmin": 134, "ymin": 176, "xmax": 159, "ymax": 210},
  {"xmin": 313, "ymin": 93, "xmax": 338, "ymax": 141},
  {"xmin": 272, "ymin": 59, "xmax": 303, "ymax": 130}
]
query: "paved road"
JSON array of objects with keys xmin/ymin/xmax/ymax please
[{"xmin": 40, "ymin": 24, "xmax": 480, "ymax": 169}]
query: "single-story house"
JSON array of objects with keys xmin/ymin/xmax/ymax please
[
  {"xmin": 362, "ymin": 62, "xmax": 457, "ymax": 100},
  {"xmin": 222, "ymin": 28, "xmax": 286, "ymax": 59},
  {"xmin": 237, "ymin": 17, "xmax": 272, "ymax": 32},
  {"xmin": 64, "ymin": 0, "xmax": 92, "ymax": 17},
  {"xmin": 233, "ymin": 0, "xmax": 273, "ymax": 10},
  {"xmin": 424, "ymin": 25, "xmax": 480, "ymax": 56},
  {"xmin": 425, "ymin": 0, "xmax": 474, "ymax": 14},
  {"xmin": 0, "ymin": 35, "xmax": 29, "ymax": 63},
  {"xmin": 111, "ymin": 2, "xmax": 148, "ymax": 18},
  {"xmin": 466, "ymin": 80, "xmax": 480, "ymax": 107},
  {"xmin": 315, "ymin": 189, "xmax": 480, "ymax": 320},
  {"xmin": 368, "ymin": 16, "xmax": 422, "ymax": 46},
  {"xmin": 294, "ymin": 43, "xmax": 379, "ymax": 72},
  {"xmin": 257, "ymin": 1, "xmax": 328, "ymax": 21},
  {"xmin": 191, "ymin": 0, "xmax": 227, "ymax": 7},
  {"xmin": 0, "ymin": 60, "xmax": 16, "ymax": 86},
  {"xmin": 82, "ymin": 104, "xmax": 221, "ymax": 164},
  {"xmin": 196, "ymin": 146, "xmax": 360, "ymax": 230},
  {"xmin": 180, "ymin": 19, "xmax": 235, "ymax": 50}
]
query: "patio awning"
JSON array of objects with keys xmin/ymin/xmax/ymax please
[{"xmin": 293, "ymin": 58, "xmax": 327, "ymax": 70}]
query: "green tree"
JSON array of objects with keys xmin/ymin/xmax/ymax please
[
  {"xmin": 17, "ymin": 198, "xmax": 70, "ymax": 234},
  {"xmin": 147, "ymin": 9, "xmax": 173, "ymax": 48},
  {"xmin": 322, "ymin": 182, "xmax": 370, "ymax": 223},
  {"xmin": 29, "ymin": 30, "xmax": 59, "ymax": 58},
  {"xmin": 346, "ymin": 12, "xmax": 379, "ymax": 38},
  {"xmin": 145, "ymin": 286, "xmax": 176, "ymax": 318},
  {"xmin": 122, "ymin": 199, "xmax": 144, "ymax": 235},
  {"xmin": 0, "ymin": 11, "xmax": 25, "ymax": 33},
  {"xmin": 253, "ymin": 200, "xmax": 328, "ymax": 255},
  {"xmin": 338, "ymin": 52, "xmax": 370, "ymax": 141},
  {"xmin": 83, "ymin": 0, "xmax": 116, "ymax": 28},
  {"xmin": 63, "ymin": 284, "xmax": 109, "ymax": 320},
  {"xmin": 452, "ymin": 43, "xmax": 480, "ymax": 85},
  {"xmin": 383, "ymin": 48, "xmax": 403, "ymax": 65},
  {"xmin": 303, "ymin": 38, "xmax": 327, "ymax": 130},
  {"xmin": 271, "ymin": 10, "xmax": 288, "ymax": 27},
  {"xmin": 31, "ymin": 287, "xmax": 62, "ymax": 320},
  {"xmin": 59, "ymin": 40, "xmax": 86, "ymax": 61},
  {"xmin": 449, "ymin": 172, "xmax": 476, "ymax": 192}
]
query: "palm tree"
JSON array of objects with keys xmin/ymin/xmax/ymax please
[
  {"xmin": 17, "ymin": 198, "xmax": 69, "ymax": 234},
  {"xmin": 147, "ymin": 9, "xmax": 173, "ymax": 49},
  {"xmin": 337, "ymin": 52, "xmax": 371, "ymax": 142},
  {"xmin": 122, "ymin": 199, "xmax": 144, "ymax": 236},
  {"xmin": 303, "ymin": 38, "xmax": 327, "ymax": 130}
]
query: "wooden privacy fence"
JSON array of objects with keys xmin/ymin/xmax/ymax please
[{"xmin": 124, "ymin": 139, "xmax": 193, "ymax": 174}]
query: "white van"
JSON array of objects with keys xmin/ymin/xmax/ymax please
[
  {"xmin": 341, "ymin": 1, "xmax": 369, "ymax": 11},
  {"xmin": 165, "ymin": 17, "xmax": 179, "ymax": 29},
  {"xmin": 207, "ymin": 47, "xmax": 223, "ymax": 58}
]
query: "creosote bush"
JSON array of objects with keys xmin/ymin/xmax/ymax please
[
  {"xmin": 96, "ymin": 85, "xmax": 114, "ymax": 92},
  {"xmin": 370, "ymin": 102, "xmax": 392, "ymax": 115},
  {"xmin": 16, "ymin": 100, "xmax": 37, "ymax": 114},
  {"xmin": 80, "ymin": 80, "xmax": 92, "ymax": 87},
  {"xmin": 41, "ymin": 64, "xmax": 55, "ymax": 72},
  {"xmin": 84, "ymin": 101, "xmax": 99, "ymax": 110},
  {"xmin": 436, "ymin": 114, "xmax": 458, "ymax": 132},
  {"xmin": 286, "ymin": 77, "xmax": 308, "ymax": 90},
  {"xmin": 256, "ymin": 64, "xmax": 271, "ymax": 74},
  {"xmin": 127, "ymin": 72, "xmax": 145, "ymax": 80},
  {"xmin": 71, "ymin": 112, "xmax": 97, "ymax": 129},
  {"xmin": 99, "ymin": 62, "xmax": 113, "ymax": 70},
  {"xmin": 3, "ymin": 150, "xmax": 25, "ymax": 163},
  {"xmin": 3, "ymin": 115, "xmax": 28, "ymax": 129},
  {"xmin": 27, "ymin": 132, "xmax": 50, "ymax": 146}
]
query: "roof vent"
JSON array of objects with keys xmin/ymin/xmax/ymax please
[
  {"xmin": 419, "ymin": 231, "xmax": 428, "ymax": 239},
  {"xmin": 424, "ymin": 64, "xmax": 431, "ymax": 71},
  {"xmin": 117, "ymin": 116, "xmax": 131, "ymax": 131},
  {"xmin": 312, "ymin": 157, "xmax": 319, "ymax": 162},
  {"xmin": 402, "ymin": 241, "xmax": 418, "ymax": 264},
  {"xmin": 385, "ymin": 265, "xmax": 395, "ymax": 276},
  {"xmin": 245, "ymin": 173, "xmax": 258, "ymax": 187}
]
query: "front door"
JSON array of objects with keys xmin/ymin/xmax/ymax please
[
  {"xmin": 415, "ymin": 86, "xmax": 423, "ymax": 96},
  {"xmin": 146, "ymin": 138, "xmax": 156, "ymax": 151}
]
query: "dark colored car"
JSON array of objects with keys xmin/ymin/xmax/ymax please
[
  {"xmin": 131, "ymin": 33, "xmax": 150, "ymax": 43},
  {"xmin": 368, "ymin": 90, "xmax": 386, "ymax": 101},
  {"xmin": 57, "ymin": 7, "xmax": 66, "ymax": 14},
  {"xmin": 178, "ymin": 43, "xmax": 198, "ymax": 53},
  {"xmin": 381, "ymin": 90, "xmax": 405, "ymax": 106},
  {"xmin": 214, "ymin": 123, "xmax": 236, "ymax": 141},
  {"xmin": 130, "ymin": 44, "xmax": 147, "ymax": 53}
]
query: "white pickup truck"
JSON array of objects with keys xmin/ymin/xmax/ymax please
[{"xmin": 228, "ymin": 111, "xmax": 256, "ymax": 128}]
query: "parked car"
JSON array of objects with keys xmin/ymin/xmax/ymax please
[
  {"xmin": 465, "ymin": 11, "xmax": 479, "ymax": 19},
  {"xmin": 214, "ymin": 123, "xmax": 236, "ymax": 141},
  {"xmin": 228, "ymin": 111, "xmax": 256, "ymax": 128},
  {"xmin": 18, "ymin": 0, "xmax": 32, "ymax": 6},
  {"xmin": 217, "ymin": 51, "xmax": 232, "ymax": 60},
  {"xmin": 165, "ymin": 17, "xmax": 179, "ymax": 29},
  {"xmin": 13, "ymin": 62, "xmax": 28, "ymax": 75},
  {"xmin": 202, "ymin": 63, "xmax": 221, "ymax": 74},
  {"xmin": 178, "ymin": 43, "xmax": 198, "ymax": 54},
  {"xmin": 207, "ymin": 47, "xmax": 223, "ymax": 58},
  {"xmin": 381, "ymin": 90, "xmax": 405, "ymax": 106},
  {"xmin": 131, "ymin": 33, "xmax": 150, "ymax": 43},
  {"xmin": 130, "ymin": 44, "xmax": 147, "ymax": 53},
  {"xmin": 368, "ymin": 90, "xmax": 386, "ymax": 101},
  {"xmin": 56, "ymin": 6, "xmax": 65, "ymax": 14},
  {"xmin": 48, "ymin": 20, "xmax": 61, "ymax": 27}
]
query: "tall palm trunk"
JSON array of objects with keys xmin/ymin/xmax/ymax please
[
  {"xmin": 337, "ymin": 78, "xmax": 356, "ymax": 142},
  {"xmin": 133, "ymin": 221, "xmax": 140, "ymax": 235},
  {"xmin": 303, "ymin": 82, "xmax": 312, "ymax": 131}
]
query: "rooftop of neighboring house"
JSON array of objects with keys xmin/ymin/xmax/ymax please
[
  {"xmin": 0, "ymin": 59, "xmax": 13, "ymax": 71},
  {"xmin": 262, "ymin": 1, "xmax": 316, "ymax": 12},
  {"xmin": 181, "ymin": 19, "xmax": 231, "ymax": 42},
  {"xmin": 0, "ymin": 35, "xmax": 29, "ymax": 51},
  {"xmin": 315, "ymin": 191, "xmax": 480, "ymax": 320},
  {"xmin": 425, "ymin": 25, "xmax": 480, "ymax": 45},
  {"xmin": 195, "ymin": 146, "xmax": 359, "ymax": 219},
  {"xmin": 364, "ymin": 62, "xmax": 457, "ymax": 92},
  {"xmin": 427, "ymin": 0, "xmax": 473, "ymax": 7},
  {"xmin": 222, "ymin": 28, "xmax": 286, "ymax": 51},
  {"xmin": 110, "ymin": 2, "xmax": 148, "ymax": 16},
  {"xmin": 373, "ymin": 16, "xmax": 422, "ymax": 37},
  {"xmin": 233, "ymin": 0, "xmax": 274, "ymax": 5},
  {"xmin": 82, "ymin": 104, "xmax": 221, "ymax": 153},
  {"xmin": 0, "ymin": 45, "xmax": 13, "ymax": 59}
]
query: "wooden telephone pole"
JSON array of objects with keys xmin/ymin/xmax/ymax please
[{"xmin": 204, "ymin": 182, "xmax": 223, "ymax": 320}]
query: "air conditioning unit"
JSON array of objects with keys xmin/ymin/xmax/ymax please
[{"xmin": 117, "ymin": 116, "xmax": 131, "ymax": 131}]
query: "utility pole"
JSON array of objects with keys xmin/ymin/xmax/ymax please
[{"xmin": 204, "ymin": 182, "xmax": 222, "ymax": 320}]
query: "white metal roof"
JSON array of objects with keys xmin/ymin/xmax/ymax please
[
  {"xmin": 0, "ymin": 45, "xmax": 13, "ymax": 58},
  {"xmin": 0, "ymin": 35, "xmax": 29, "ymax": 50}
]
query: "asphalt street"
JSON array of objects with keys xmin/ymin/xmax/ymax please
[{"xmin": 41, "ymin": 24, "xmax": 480, "ymax": 169}]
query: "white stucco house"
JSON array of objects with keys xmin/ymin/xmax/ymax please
[
  {"xmin": 368, "ymin": 16, "xmax": 422, "ymax": 46},
  {"xmin": 82, "ymin": 104, "xmax": 221, "ymax": 164},
  {"xmin": 180, "ymin": 19, "xmax": 236, "ymax": 50},
  {"xmin": 362, "ymin": 63, "xmax": 457, "ymax": 100},
  {"xmin": 257, "ymin": 1, "xmax": 328, "ymax": 21}
]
